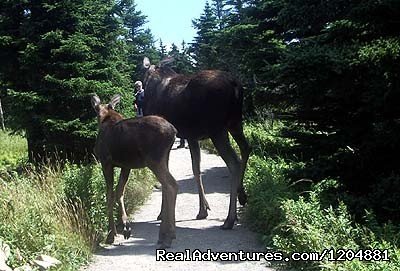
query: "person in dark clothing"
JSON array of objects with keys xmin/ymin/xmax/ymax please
[
  {"xmin": 134, "ymin": 81, "xmax": 145, "ymax": 117},
  {"xmin": 177, "ymin": 137, "xmax": 185, "ymax": 148}
]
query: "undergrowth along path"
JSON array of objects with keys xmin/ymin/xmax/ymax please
[{"xmin": 82, "ymin": 139, "xmax": 272, "ymax": 271}]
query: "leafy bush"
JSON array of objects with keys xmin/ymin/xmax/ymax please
[
  {"xmin": 62, "ymin": 164, "xmax": 107, "ymax": 236},
  {"xmin": 200, "ymin": 120, "xmax": 296, "ymax": 159},
  {"xmin": 243, "ymin": 121, "xmax": 295, "ymax": 159},
  {"xmin": 244, "ymin": 155, "xmax": 296, "ymax": 242},
  {"xmin": 273, "ymin": 180, "xmax": 400, "ymax": 270}
]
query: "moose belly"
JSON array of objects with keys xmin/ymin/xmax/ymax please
[{"xmin": 109, "ymin": 144, "xmax": 146, "ymax": 169}]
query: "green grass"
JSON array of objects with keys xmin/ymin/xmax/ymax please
[
  {"xmin": 0, "ymin": 165, "xmax": 92, "ymax": 270},
  {"xmin": 0, "ymin": 131, "xmax": 156, "ymax": 270},
  {"xmin": 0, "ymin": 130, "xmax": 27, "ymax": 170}
]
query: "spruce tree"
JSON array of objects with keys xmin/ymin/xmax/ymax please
[
  {"xmin": 191, "ymin": 2, "xmax": 218, "ymax": 69},
  {"xmin": 0, "ymin": 0, "xmax": 134, "ymax": 161}
]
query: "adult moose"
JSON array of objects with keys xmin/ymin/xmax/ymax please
[
  {"xmin": 142, "ymin": 57, "xmax": 251, "ymax": 229},
  {"xmin": 91, "ymin": 94, "xmax": 178, "ymax": 248}
]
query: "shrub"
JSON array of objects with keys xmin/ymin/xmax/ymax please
[
  {"xmin": 273, "ymin": 180, "xmax": 400, "ymax": 271},
  {"xmin": 244, "ymin": 155, "xmax": 296, "ymax": 243}
]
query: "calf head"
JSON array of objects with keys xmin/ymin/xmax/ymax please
[{"xmin": 91, "ymin": 94, "xmax": 122, "ymax": 123}]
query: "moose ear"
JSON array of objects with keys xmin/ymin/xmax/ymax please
[
  {"xmin": 91, "ymin": 95, "xmax": 101, "ymax": 112},
  {"xmin": 108, "ymin": 94, "xmax": 121, "ymax": 109},
  {"xmin": 159, "ymin": 56, "xmax": 175, "ymax": 67},
  {"xmin": 143, "ymin": 57, "xmax": 151, "ymax": 69}
]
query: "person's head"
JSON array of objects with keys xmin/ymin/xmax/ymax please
[{"xmin": 134, "ymin": 81, "xmax": 143, "ymax": 91}]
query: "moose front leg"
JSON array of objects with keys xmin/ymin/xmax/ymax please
[{"xmin": 102, "ymin": 164, "xmax": 116, "ymax": 244}]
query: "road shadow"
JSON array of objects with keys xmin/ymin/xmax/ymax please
[
  {"xmin": 94, "ymin": 220, "xmax": 264, "ymax": 263},
  {"xmin": 172, "ymin": 166, "xmax": 231, "ymax": 195}
]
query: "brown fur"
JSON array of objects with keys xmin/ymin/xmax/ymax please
[
  {"xmin": 91, "ymin": 94, "xmax": 178, "ymax": 248},
  {"xmin": 142, "ymin": 58, "xmax": 251, "ymax": 229}
]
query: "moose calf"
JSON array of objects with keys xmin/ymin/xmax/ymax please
[{"xmin": 91, "ymin": 94, "xmax": 178, "ymax": 248}]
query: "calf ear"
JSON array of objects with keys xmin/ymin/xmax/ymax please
[
  {"xmin": 143, "ymin": 57, "xmax": 151, "ymax": 69},
  {"xmin": 91, "ymin": 95, "xmax": 101, "ymax": 112},
  {"xmin": 108, "ymin": 94, "xmax": 121, "ymax": 109}
]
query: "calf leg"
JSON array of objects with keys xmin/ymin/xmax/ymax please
[
  {"xmin": 115, "ymin": 168, "xmax": 131, "ymax": 228},
  {"xmin": 188, "ymin": 139, "xmax": 210, "ymax": 219},
  {"xmin": 156, "ymin": 186, "xmax": 165, "ymax": 221},
  {"xmin": 102, "ymin": 164, "xmax": 116, "ymax": 244},
  {"xmin": 149, "ymin": 161, "xmax": 178, "ymax": 248},
  {"xmin": 229, "ymin": 123, "xmax": 251, "ymax": 206},
  {"xmin": 211, "ymin": 130, "xmax": 241, "ymax": 229}
]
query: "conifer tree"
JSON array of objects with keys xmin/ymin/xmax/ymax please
[
  {"xmin": 0, "ymin": 0, "xmax": 137, "ymax": 161},
  {"xmin": 191, "ymin": 2, "xmax": 218, "ymax": 69}
]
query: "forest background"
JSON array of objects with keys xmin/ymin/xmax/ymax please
[{"xmin": 0, "ymin": 0, "xmax": 399, "ymax": 270}]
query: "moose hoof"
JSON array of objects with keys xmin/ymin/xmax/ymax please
[
  {"xmin": 220, "ymin": 219, "xmax": 234, "ymax": 230},
  {"xmin": 105, "ymin": 232, "xmax": 115, "ymax": 244},
  {"xmin": 238, "ymin": 190, "xmax": 248, "ymax": 206}
]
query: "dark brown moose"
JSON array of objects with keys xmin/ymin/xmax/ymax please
[
  {"xmin": 91, "ymin": 94, "xmax": 178, "ymax": 248},
  {"xmin": 142, "ymin": 57, "xmax": 251, "ymax": 230}
]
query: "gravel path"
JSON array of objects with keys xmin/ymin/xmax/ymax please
[{"xmin": 82, "ymin": 139, "xmax": 273, "ymax": 271}]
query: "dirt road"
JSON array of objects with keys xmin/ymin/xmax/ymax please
[{"xmin": 82, "ymin": 139, "xmax": 273, "ymax": 271}]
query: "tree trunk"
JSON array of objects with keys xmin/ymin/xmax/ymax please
[{"xmin": 0, "ymin": 98, "xmax": 5, "ymax": 130}]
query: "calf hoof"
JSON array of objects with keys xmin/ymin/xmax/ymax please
[
  {"xmin": 158, "ymin": 237, "xmax": 173, "ymax": 249},
  {"xmin": 157, "ymin": 232, "xmax": 175, "ymax": 247},
  {"xmin": 196, "ymin": 210, "xmax": 208, "ymax": 220}
]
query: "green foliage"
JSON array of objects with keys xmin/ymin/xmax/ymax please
[
  {"xmin": 0, "ymin": 132, "xmax": 155, "ymax": 270},
  {"xmin": 167, "ymin": 42, "xmax": 194, "ymax": 74},
  {"xmin": 191, "ymin": 1, "xmax": 400, "ymax": 270},
  {"xmin": 273, "ymin": 180, "xmax": 400, "ymax": 271},
  {"xmin": 0, "ymin": 0, "xmax": 149, "ymax": 161},
  {"xmin": 62, "ymin": 163, "xmax": 108, "ymax": 235},
  {"xmin": 244, "ymin": 155, "xmax": 295, "ymax": 238},
  {"xmin": 0, "ymin": 166, "xmax": 92, "ymax": 270},
  {"xmin": 243, "ymin": 120, "xmax": 295, "ymax": 159},
  {"xmin": 241, "ymin": 122, "xmax": 400, "ymax": 270},
  {"xmin": 62, "ymin": 163, "xmax": 156, "ymax": 235},
  {"xmin": 0, "ymin": 130, "xmax": 27, "ymax": 171},
  {"xmin": 191, "ymin": 1, "xmax": 219, "ymax": 69}
]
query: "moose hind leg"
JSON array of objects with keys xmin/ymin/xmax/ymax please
[
  {"xmin": 188, "ymin": 139, "xmax": 210, "ymax": 220},
  {"xmin": 211, "ymin": 130, "xmax": 241, "ymax": 229},
  {"xmin": 229, "ymin": 124, "xmax": 251, "ymax": 206},
  {"xmin": 102, "ymin": 165, "xmax": 116, "ymax": 244}
]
